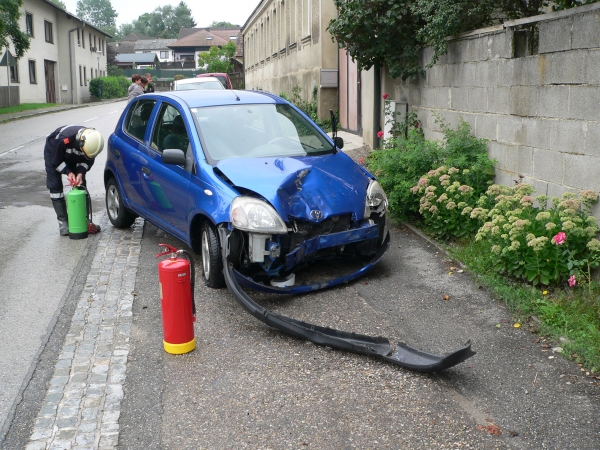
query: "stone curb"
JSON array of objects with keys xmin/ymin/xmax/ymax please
[{"xmin": 0, "ymin": 98, "xmax": 127, "ymax": 125}]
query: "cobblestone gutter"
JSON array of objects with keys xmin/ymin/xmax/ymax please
[{"xmin": 26, "ymin": 217, "xmax": 144, "ymax": 450}]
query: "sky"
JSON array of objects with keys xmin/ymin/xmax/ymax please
[{"xmin": 61, "ymin": 0, "xmax": 261, "ymax": 28}]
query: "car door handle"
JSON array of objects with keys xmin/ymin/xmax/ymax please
[
  {"xmin": 112, "ymin": 148, "xmax": 121, "ymax": 158},
  {"xmin": 141, "ymin": 167, "xmax": 151, "ymax": 176}
]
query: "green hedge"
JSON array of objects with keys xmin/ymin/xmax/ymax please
[{"xmin": 89, "ymin": 76, "xmax": 130, "ymax": 100}]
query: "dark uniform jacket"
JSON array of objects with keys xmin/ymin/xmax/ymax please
[{"xmin": 44, "ymin": 125, "xmax": 95, "ymax": 175}]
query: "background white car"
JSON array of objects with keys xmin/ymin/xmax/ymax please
[{"xmin": 171, "ymin": 76, "xmax": 225, "ymax": 91}]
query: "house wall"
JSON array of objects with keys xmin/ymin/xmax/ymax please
[
  {"xmin": 243, "ymin": 0, "xmax": 339, "ymax": 121},
  {"xmin": 0, "ymin": 0, "xmax": 108, "ymax": 105},
  {"xmin": 135, "ymin": 49, "xmax": 173, "ymax": 63},
  {"xmin": 384, "ymin": 4, "xmax": 600, "ymax": 216}
]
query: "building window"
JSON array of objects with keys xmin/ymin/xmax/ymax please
[
  {"xmin": 160, "ymin": 51, "xmax": 168, "ymax": 58},
  {"xmin": 44, "ymin": 21, "xmax": 53, "ymax": 43},
  {"xmin": 10, "ymin": 65, "xmax": 19, "ymax": 83},
  {"xmin": 82, "ymin": 29, "xmax": 85, "ymax": 48},
  {"xmin": 79, "ymin": 66, "xmax": 83, "ymax": 86},
  {"xmin": 77, "ymin": 29, "xmax": 81, "ymax": 46},
  {"xmin": 84, "ymin": 67, "xmax": 87, "ymax": 85},
  {"xmin": 89, "ymin": 33, "xmax": 92, "ymax": 51},
  {"xmin": 26, "ymin": 13, "xmax": 34, "ymax": 37},
  {"xmin": 29, "ymin": 60, "xmax": 36, "ymax": 84}
]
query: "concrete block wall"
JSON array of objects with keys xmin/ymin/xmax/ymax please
[{"xmin": 388, "ymin": 5, "xmax": 600, "ymax": 217}]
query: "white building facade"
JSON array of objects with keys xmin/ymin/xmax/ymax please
[{"xmin": 0, "ymin": 0, "xmax": 110, "ymax": 105}]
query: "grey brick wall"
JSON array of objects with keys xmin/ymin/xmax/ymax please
[{"xmin": 388, "ymin": 5, "xmax": 600, "ymax": 217}]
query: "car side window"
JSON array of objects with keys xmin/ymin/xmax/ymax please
[
  {"xmin": 151, "ymin": 103, "xmax": 190, "ymax": 154},
  {"xmin": 124, "ymin": 100, "xmax": 156, "ymax": 142}
]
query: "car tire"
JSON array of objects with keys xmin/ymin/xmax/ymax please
[
  {"xmin": 201, "ymin": 221, "xmax": 225, "ymax": 288},
  {"xmin": 106, "ymin": 178, "xmax": 137, "ymax": 228}
]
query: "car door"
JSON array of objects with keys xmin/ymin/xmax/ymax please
[
  {"xmin": 138, "ymin": 101, "xmax": 193, "ymax": 238},
  {"xmin": 114, "ymin": 99, "xmax": 157, "ymax": 212}
]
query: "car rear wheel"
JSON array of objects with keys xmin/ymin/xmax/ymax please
[
  {"xmin": 106, "ymin": 178, "xmax": 137, "ymax": 228},
  {"xmin": 201, "ymin": 221, "xmax": 225, "ymax": 288}
]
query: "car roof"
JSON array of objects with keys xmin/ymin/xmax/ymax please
[
  {"xmin": 149, "ymin": 90, "xmax": 282, "ymax": 108},
  {"xmin": 174, "ymin": 76, "xmax": 222, "ymax": 85},
  {"xmin": 196, "ymin": 72, "xmax": 229, "ymax": 77}
]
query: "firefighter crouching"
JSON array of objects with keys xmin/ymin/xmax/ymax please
[{"xmin": 44, "ymin": 125, "xmax": 104, "ymax": 236}]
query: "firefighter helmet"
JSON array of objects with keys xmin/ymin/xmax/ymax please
[{"xmin": 77, "ymin": 128, "xmax": 104, "ymax": 159}]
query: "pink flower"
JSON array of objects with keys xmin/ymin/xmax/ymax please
[
  {"xmin": 377, "ymin": 131, "xmax": 384, "ymax": 139},
  {"xmin": 359, "ymin": 157, "xmax": 364, "ymax": 165},
  {"xmin": 568, "ymin": 275, "xmax": 577, "ymax": 287},
  {"xmin": 553, "ymin": 232, "xmax": 566, "ymax": 245},
  {"xmin": 383, "ymin": 93, "xmax": 389, "ymax": 99}
]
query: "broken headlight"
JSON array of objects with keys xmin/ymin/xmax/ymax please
[
  {"xmin": 364, "ymin": 180, "xmax": 388, "ymax": 218},
  {"xmin": 231, "ymin": 197, "xmax": 288, "ymax": 233}
]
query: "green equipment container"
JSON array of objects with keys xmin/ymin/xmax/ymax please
[{"xmin": 66, "ymin": 186, "xmax": 88, "ymax": 240}]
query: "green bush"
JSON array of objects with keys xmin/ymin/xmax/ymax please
[
  {"xmin": 475, "ymin": 185, "xmax": 600, "ymax": 287},
  {"xmin": 89, "ymin": 76, "xmax": 129, "ymax": 100},
  {"xmin": 173, "ymin": 74, "xmax": 185, "ymax": 81},
  {"xmin": 368, "ymin": 119, "xmax": 494, "ymax": 218}
]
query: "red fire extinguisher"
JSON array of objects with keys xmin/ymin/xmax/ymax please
[{"xmin": 155, "ymin": 244, "xmax": 196, "ymax": 354}]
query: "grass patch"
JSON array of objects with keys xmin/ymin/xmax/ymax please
[
  {"xmin": 0, "ymin": 103, "xmax": 57, "ymax": 115},
  {"xmin": 446, "ymin": 237, "xmax": 600, "ymax": 372}
]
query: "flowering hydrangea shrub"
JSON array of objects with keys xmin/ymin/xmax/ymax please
[
  {"xmin": 411, "ymin": 166, "xmax": 484, "ymax": 239},
  {"xmin": 475, "ymin": 184, "xmax": 600, "ymax": 286}
]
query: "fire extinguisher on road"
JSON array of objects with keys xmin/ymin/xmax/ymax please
[{"xmin": 155, "ymin": 244, "xmax": 196, "ymax": 354}]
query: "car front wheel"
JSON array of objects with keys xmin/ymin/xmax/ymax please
[
  {"xmin": 106, "ymin": 178, "xmax": 137, "ymax": 228},
  {"xmin": 201, "ymin": 221, "xmax": 225, "ymax": 288}
]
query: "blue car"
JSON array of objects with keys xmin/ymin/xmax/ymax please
[{"xmin": 104, "ymin": 90, "xmax": 474, "ymax": 372}]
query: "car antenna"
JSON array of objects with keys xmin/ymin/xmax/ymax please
[
  {"xmin": 330, "ymin": 109, "xmax": 338, "ymax": 152},
  {"xmin": 232, "ymin": 90, "xmax": 240, "ymax": 101}
]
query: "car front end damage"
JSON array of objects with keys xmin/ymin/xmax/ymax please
[{"xmin": 212, "ymin": 156, "xmax": 475, "ymax": 373}]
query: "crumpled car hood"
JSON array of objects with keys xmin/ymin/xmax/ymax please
[{"xmin": 215, "ymin": 153, "xmax": 371, "ymax": 222}]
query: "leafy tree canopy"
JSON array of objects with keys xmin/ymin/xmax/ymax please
[
  {"xmin": 0, "ymin": 0, "xmax": 30, "ymax": 58},
  {"xmin": 197, "ymin": 41, "xmax": 237, "ymax": 73},
  {"xmin": 49, "ymin": 0, "xmax": 66, "ymax": 9},
  {"xmin": 328, "ymin": 0, "xmax": 598, "ymax": 80},
  {"xmin": 209, "ymin": 21, "xmax": 238, "ymax": 28},
  {"xmin": 76, "ymin": 0, "xmax": 118, "ymax": 36},
  {"xmin": 124, "ymin": 2, "xmax": 196, "ymax": 39}
]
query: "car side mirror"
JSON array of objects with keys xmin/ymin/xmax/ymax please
[
  {"xmin": 162, "ymin": 148, "xmax": 186, "ymax": 165},
  {"xmin": 334, "ymin": 136, "xmax": 344, "ymax": 150}
]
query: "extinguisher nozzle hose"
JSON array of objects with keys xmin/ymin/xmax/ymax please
[{"xmin": 177, "ymin": 249, "xmax": 196, "ymax": 318}]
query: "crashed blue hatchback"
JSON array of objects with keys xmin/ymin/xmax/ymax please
[{"xmin": 105, "ymin": 90, "xmax": 474, "ymax": 372}]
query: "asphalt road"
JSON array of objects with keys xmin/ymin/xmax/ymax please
[
  {"xmin": 0, "ymin": 101, "xmax": 126, "ymax": 442},
  {"xmin": 120, "ymin": 200, "xmax": 599, "ymax": 446}
]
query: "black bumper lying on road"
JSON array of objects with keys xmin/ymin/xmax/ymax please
[{"xmin": 219, "ymin": 228, "xmax": 476, "ymax": 373}]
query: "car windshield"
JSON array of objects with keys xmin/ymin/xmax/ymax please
[
  {"xmin": 176, "ymin": 81, "xmax": 224, "ymax": 91},
  {"xmin": 192, "ymin": 103, "xmax": 333, "ymax": 161}
]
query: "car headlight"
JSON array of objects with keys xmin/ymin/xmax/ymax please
[
  {"xmin": 364, "ymin": 180, "xmax": 388, "ymax": 218},
  {"xmin": 231, "ymin": 197, "xmax": 288, "ymax": 233}
]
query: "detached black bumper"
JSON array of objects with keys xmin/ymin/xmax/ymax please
[{"xmin": 219, "ymin": 228, "xmax": 475, "ymax": 373}]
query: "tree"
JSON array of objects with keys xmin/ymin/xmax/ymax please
[
  {"xmin": 76, "ymin": 0, "xmax": 118, "ymax": 36},
  {"xmin": 327, "ymin": 0, "xmax": 575, "ymax": 80},
  {"xmin": 126, "ymin": 2, "xmax": 196, "ymax": 39},
  {"xmin": 209, "ymin": 21, "xmax": 237, "ymax": 28},
  {"xmin": 197, "ymin": 41, "xmax": 236, "ymax": 73},
  {"xmin": 0, "ymin": 0, "xmax": 30, "ymax": 58},
  {"xmin": 49, "ymin": 0, "xmax": 66, "ymax": 9}
]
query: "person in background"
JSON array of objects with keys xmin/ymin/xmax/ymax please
[
  {"xmin": 140, "ymin": 76, "xmax": 148, "ymax": 92},
  {"xmin": 128, "ymin": 74, "xmax": 144, "ymax": 102},
  {"xmin": 44, "ymin": 126, "xmax": 104, "ymax": 235},
  {"xmin": 144, "ymin": 73, "xmax": 155, "ymax": 93}
]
